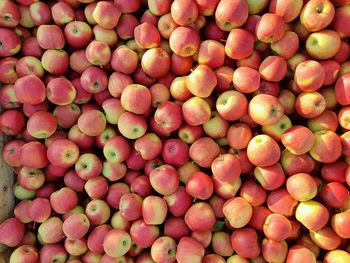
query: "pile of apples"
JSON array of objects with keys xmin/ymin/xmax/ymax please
[{"xmin": 1, "ymin": 0, "xmax": 350, "ymax": 262}]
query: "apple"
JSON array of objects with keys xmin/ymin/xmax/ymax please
[
  {"xmin": 15, "ymin": 56, "xmax": 44, "ymax": 78},
  {"xmin": 223, "ymin": 197, "xmax": 252, "ymax": 228},
  {"xmin": 263, "ymin": 213, "xmax": 292, "ymax": 241},
  {"xmin": 176, "ymin": 237, "xmax": 205, "ymax": 263},
  {"xmin": 324, "ymin": 250, "xmax": 350, "ymax": 263},
  {"xmin": 142, "ymin": 196, "xmax": 167, "ymax": 225},
  {"xmin": 27, "ymin": 110, "xmax": 56, "ymax": 138},
  {"xmin": 50, "ymin": 187, "xmax": 78, "ymax": 215},
  {"xmin": 286, "ymin": 245, "xmax": 316, "ymax": 263},
  {"xmin": 85, "ymin": 199, "xmax": 111, "ymax": 226},
  {"xmin": 27, "ymin": 197, "xmax": 50, "ymax": 224},
  {"xmin": 256, "ymin": 13, "xmax": 285, "ymax": 43},
  {"xmin": 9, "ymin": 245, "xmax": 38, "ymax": 263},
  {"xmin": 309, "ymin": 130, "xmax": 342, "ymax": 164},
  {"xmin": 51, "ymin": 1, "xmax": 75, "ymax": 26},
  {"xmin": 230, "ymin": 227, "xmax": 260, "ymax": 259},
  {"xmin": 103, "ymin": 229, "xmax": 131, "ymax": 257},
  {"xmin": 295, "ymin": 91, "xmax": 326, "ymax": 118},
  {"xmin": 149, "ymin": 164, "xmax": 179, "ymax": 195},
  {"xmin": 20, "ymin": 141, "xmax": 48, "ymax": 169},
  {"xmin": 134, "ymin": 22, "xmax": 160, "ymax": 49},
  {"xmin": 117, "ymin": 112, "xmax": 147, "ymax": 140},
  {"xmin": 211, "ymin": 153, "xmax": 241, "ymax": 183},
  {"xmin": 215, "ymin": 0, "xmax": 248, "ymax": 31},
  {"xmin": 295, "ymin": 200, "xmax": 329, "ymax": 231},
  {"xmin": 261, "ymin": 238, "xmax": 288, "ymax": 263},
  {"xmin": 335, "ymin": 73, "xmax": 350, "ymax": 106},
  {"xmin": 14, "ymin": 75, "xmax": 46, "ymax": 105},
  {"xmin": 92, "ymin": 1, "xmax": 121, "ymax": 30},
  {"xmin": 129, "ymin": 219, "xmax": 159, "ymax": 249},
  {"xmin": 169, "ymin": 26, "xmax": 200, "ymax": 57},
  {"xmin": 39, "ymin": 244, "xmax": 67, "ymax": 263},
  {"xmin": 300, "ymin": 0, "xmax": 335, "ymax": 32},
  {"xmin": 0, "ymin": 218, "xmax": 25, "ymax": 247},
  {"xmin": 0, "ymin": 58, "xmax": 18, "ymax": 84},
  {"xmin": 80, "ymin": 66, "xmax": 108, "ymax": 94},
  {"xmin": 189, "ymin": 137, "xmax": 220, "ymax": 168},
  {"xmin": 286, "ymin": 173, "xmax": 318, "ymax": 201},
  {"xmin": 239, "ymin": 180, "xmax": 267, "ymax": 207},
  {"xmin": 182, "ymin": 97, "xmax": 211, "ymax": 126},
  {"xmin": 149, "ymin": 83, "xmax": 171, "ymax": 107},
  {"xmin": 281, "ymin": 125, "xmax": 314, "ymax": 155},
  {"xmin": 306, "ymin": 30, "xmax": 341, "ymax": 60},
  {"xmin": 150, "ymin": 236, "xmax": 176, "ymax": 263},
  {"xmin": 38, "ymin": 217, "xmax": 65, "ymax": 244},
  {"xmin": 75, "ymin": 153, "xmax": 102, "ymax": 180},
  {"xmin": 0, "ymin": 28, "xmax": 21, "ymax": 57},
  {"xmin": 0, "ymin": 110, "xmax": 25, "ymax": 136},
  {"xmin": 85, "ymin": 40, "xmax": 111, "ymax": 66},
  {"xmin": 232, "ymin": 66, "xmax": 260, "ymax": 93},
  {"xmin": 259, "ymin": 55, "xmax": 287, "ymax": 82},
  {"xmin": 36, "ymin": 24, "xmax": 65, "ymax": 49}
]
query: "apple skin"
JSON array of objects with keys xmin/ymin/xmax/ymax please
[
  {"xmin": 295, "ymin": 91, "xmax": 326, "ymax": 118},
  {"xmin": 36, "ymin": 24, "xmax": 65, "ymax": 50},
  {"xmin": 20, "ymin": 141, "xmax": 48, "ymax": 169},
  {"xmin": 0, "ymin": 218, "xmax": 25, "ymax": 247},
  {"xmin": 85, "ymin": 40, "xmax": 111, "ymax": 66},
  {"xmin": 212, "ymin": 153, "xmax": 241, "ymax": 183},
  {"xmin": 332, "ymin": 209, "xmax": 350, "ymax": 239},
  {"xmin": 309, "ymin": 130, "xmax": 342, "ymax": 164},
  {"xmin": 256, "ymin": 13, "xmax": 285, "ymax": 43},
  {"xmin": 142, "ymin": 195, "xmax": 168, "ymax": 225},
  {"xmin": 247, "ymin": 135, "xmax": 281, "ymax": 167},
  {"xmin": 103, "ymin": 229, "xmax": 132, "ymax": 258},
  {"xmin": 150, "ymin": 164, "xmax": 179, "ymax": 195},
  {"xmin": 2, "ymin": 140, "xmax": 25, "ymax": 168},
  {"xmin": 215, "ymin": 0, "xmax": 248, "ymax": 31},
  {"xmin": 86, "ymin": 224, "xmax": 112, "ymax": 254},
  {"xmin": 160, "ymin": 138, "xmax": 188, "ymax": 167},
  {"xmin": 176, "ymin": 237, "xmax": 205, "ymax": 263},
  {"xmin": 225, "ymin": 29, "xmax": 254, "ymax": 60},
  {"xmin": 46, "ymin": 77, "xmax": 76, "ymax": 106},
  {"xmin": 0, "ymin": 0, "xmax": 21, "ymax": 28},
  {"xmin": 50, "ymin": 187, "xmax": 78, "ymax": 215},
  {"xmin": 306, "ymin": 30, "xmax": 341, "ymax": 60},
  {"xmin": 0, "ymin": 28, "xmax": 21, "ymax": 57},
  {"xmin": 335, "ymin": 73, "xmax": 350, "ymax": 106},
  {"xmin": 0, "ymin": 58, "xmax": 18, "ymax": 84},
  {"xmin": 286, "ymin": 173, "xmax": 318, "ymax": 202},
  {"xmin": 249, "ymin": 94, "xmax": 284, "ymax": 126},
  {"xmin": 151, "ymin": 236, "xmax": 176, "ymax": 263},
  {"xmin": 281, "ymin": 150, "xmax": 315, "ymax": 176},
  {"xmin": 216, "ymin": 90, "xmax": 248, "ymax": 121},
  {"xmin": 269, "ymin": 0, "xmax": 303, "ymax": 22},
  {"xmin": 169, "ymin": 26, "xmax": 200, "ymax": 57},
  {"xmin": 239, "ymin": 180, "xmax": 266, "ymax": 207},
  {"xmin": 333, "ymin": 4, "xmax": 350, "ymax": 38},
  {"xmin": 9, "ymin": 244, "xmax": 38, "ymax": 263},
  {"xmin": 119, "ymin": 193, "xmax": 143, "ymax": 222},
  {"xmin": 28, "ymin": 197, "xmax": 51, "ymax": 223},
  {"xmin": 223, "ymin": 197, "xmax": 253, "ymax": 228},
  {"xmin": 171, "ymin": 0, "xmax": 198, "ymax": 26},
  {"xmin": 164, "ymin": 217, "xmax": 190, "ymax": 241},
  {"xmin": 300, "ymin": 0, "xmax": 335, "ymax": 32},
  {"xmin": 38, "ymin": 217, "xmax": 65, "ymax": 244},
  {"xmin": 121, "ymin": 84, "xmax": 151, "ymax": 115},
  {"xmin": 164, "ymin": 186, "xmax": 192, "ymax": 217},
  {"xmin": 309, "ymin": 226, "xmax": 342, "ymax": 251},
  {"xmin": 134, "ymin": 22, "xmax": 160, "ymax": 49},
  {"xmin": 185, "ymin": 202, "xmax": 216, "ymax": 232},
  {"xmin": 15, "ymin": 56, "xmax": 44, "ymax": 78},
  {"xmin": 14, "ymin": 75, "xmax": 46, "ymax": 105},
  {"xmin": 80, "ymin": 66, "xmax": 108, "ymax": 94},
  {"xmin": 39, "ymin": 244, "xmax": 67, "ymax": 263},
  {"xmin": 92, "ymin": 1, "xmax": 121, "ymax": 29},
  {"xmin": 0, "ymin": 110, "xmax": 25, "ymax": 136},
  {"xmin": 259, "ymin": 56, "xmax": 287, "ymax": 82},
  {"xmin": 230, "ymin": 227, "xmax": 260, "ymax": 259},
  {"xmin": 261, "ymin": 238, "xmax": 288, "ymax": 263},
  {"xmin": 187, "ymin": 65, "xmax": 217, "ymax": 98},
  {"xmin": 189, "ymin": 137, "xmax": 220, "ymax": 168},
  {"xmin": 263, "ymin": 213, "xmax": 292, "ymax": 242},
  {"xmin": 294, "ymin": 60, "xmax": 325, "ymax": 92},
  {"xmin": 182, "ymin": 97, "xmax": 211, "ymax": 126},
  {"xmin": 211, "ymin": 231, "xmax": 233, "ymax": 257},
  {"xmin": 295, "ymin": 200, "xmax": 329, "ymax": 231},
  {"xmin": 281, "ymin": 125, "xmax": 315, "ymax": 155},
  {"xmin": 129, "ymin": 218, "xmax": 159, "ymax": 249},
  {"xmin": 233, "ymin": 66, "xmax": 260, "ymax": 94},
  {"xmin": 85, "ymin": 199, "xmax": 111, "ymax": 226},
  {"xmin": 286, "ymin": 245, "xmax": 316, "ymax": 263}
]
